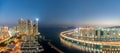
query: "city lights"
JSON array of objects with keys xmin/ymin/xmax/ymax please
[
  {"xmin": 36, "ymin": 18, "xmax": 39, "ymax": 21},
  {"xmin": 60, "ymin": 27, "xmax": 120, "ymax": 53},
  {"xmin": 0, "ymin": 18, "xmax": 43, "ymax": 53}
]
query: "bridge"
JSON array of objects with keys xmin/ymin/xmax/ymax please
[{"xmin": 60, "ymin": 29, "xmax": 120, "ymax": 53}]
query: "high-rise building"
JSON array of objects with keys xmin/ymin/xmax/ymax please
[
  {"xmin": 18, "ymin": 18, "xmax": 28, "ymax": 34},
  {"xmin": 0, "ymin": 27, "xmax": 1, "ymax": 35},
  {"xmin": 33, "ymin": 18, "xmax": 39, "ymax": 35},
  {"xmin": 18, "ymin": 18, "xmax": 24, "ymax": 33},
  {"xmin": 23, "ymin": 21, "xmax": 27, "ymax": 34},
  {"xmin": 18, "ymin": 18, "xmax": 39, "ymax": 35},
  {"xmin": 27, "ymin": 19, "xmax": 33, "ymax": 35},
  {"xmin": 1, "ymin": 26, "xmax": 9, "ymax": 38}
]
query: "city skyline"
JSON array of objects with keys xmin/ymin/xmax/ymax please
[
  {"xmin": 1, "ymin": 0, "xmax": 120, "ymax": 52},
  {"xmin": 0, "ymin": 0, "xmax": 120, "ymax": 26}
]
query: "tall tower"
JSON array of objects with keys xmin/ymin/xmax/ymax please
[
  {"xmin": 23, "ymin": 21, "xmax": 27, "ymax": 34},
  {"xmin": 33, "ymin": 18, "xmax": 39, "ymax": 35},
  {"xmin": 18, "ymin": 18, "xmax": 24, "ymax": 33},
  {"xmin": 18, "ymin": 18, "xmax": 27, "ymax": 34},
  {"xmin": 27, "ymin": 19, "xmax": 33, "ymax": 35}
]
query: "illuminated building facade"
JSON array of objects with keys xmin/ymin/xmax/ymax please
[
  {"xmin": 21, "ymin": 35, "xmax": 44, "ymax": 53},
  {"xmin": 17, "ymin": 18, "xmax": 43, "ymax": 53},
  {"xmin": 18, "ymin": 18, "xmax": 27, "ymax": 34},
  {"xmin": 18, "ymin": 18, "xmax": 22, "ymax": 33},
  {"xmin": 27, "ymin": 19, "xmax": 33, "ymax": 35},
  {"xmin": 1, "ymin": 26, "xmax": 10, "ymax": 38},
  {"xmin": 33, "ymin": 18, "xmax": 39, "ymax": 35},
  {"xmin": 0, "ymin": 18, "xmax": 42, "ymax": 53},
  {"xmin": 18, "ymin": 18, "xmax": 43, "ymax": 53},
  {"xmin": 60, "ymin": 27, "xmax": 120, "ymax": 53},
  {"xmin": 18, "ymin": 18, "xmax": 39, "ymax": 35},
  {"xmin": 77, "ymin": 27, "xmax": 120, "ymax": 42}
]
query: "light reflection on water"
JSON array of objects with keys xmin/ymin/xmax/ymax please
[
  {"xmin": 39, "ymin": 27, "xmax": 83, "ymax": 53},
  {"xmin": 60, "ymin": 37, "xmax": 92, "ymax": 53}
]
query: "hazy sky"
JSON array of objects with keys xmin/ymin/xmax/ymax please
[{"xmin": 0, "ymin": 0, "xmax": 120, "ymax": 26}]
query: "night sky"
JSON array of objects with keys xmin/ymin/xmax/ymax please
[{"xmin": 0, "ymin": 0, "xmax": 120, "ymax": 26}]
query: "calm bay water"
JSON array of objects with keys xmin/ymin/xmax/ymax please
[{"xmin": 39, "ymin": 27, "xmax": 83, "ymax": 53}]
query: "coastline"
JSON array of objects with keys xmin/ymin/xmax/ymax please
[{"xmin": 39, "ymin": 35, "xmax": 64, "ymax": 53}]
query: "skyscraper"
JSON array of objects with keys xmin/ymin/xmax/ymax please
[
  {"xmin": 33, "ymin": 18, "xmax": 39, "ymax": 35},
  {"xmin": 23, "ymin": 21, "xmax": 27, "ymax": 34},
  {"xmin": 27, "ymin": 19, "xmax": 33, "ymax": 35},
  {"xmin": 18, "ymin": 18, "xmax": 24, "ymax": 34},
  {"xmin": 18, "ymin": 18, "xmax": 39, "ymax": 35}
]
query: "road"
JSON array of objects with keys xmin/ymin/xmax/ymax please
[{"xmin": 60, "ymin": 30, "xmax": 120, "ymax": 47}]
